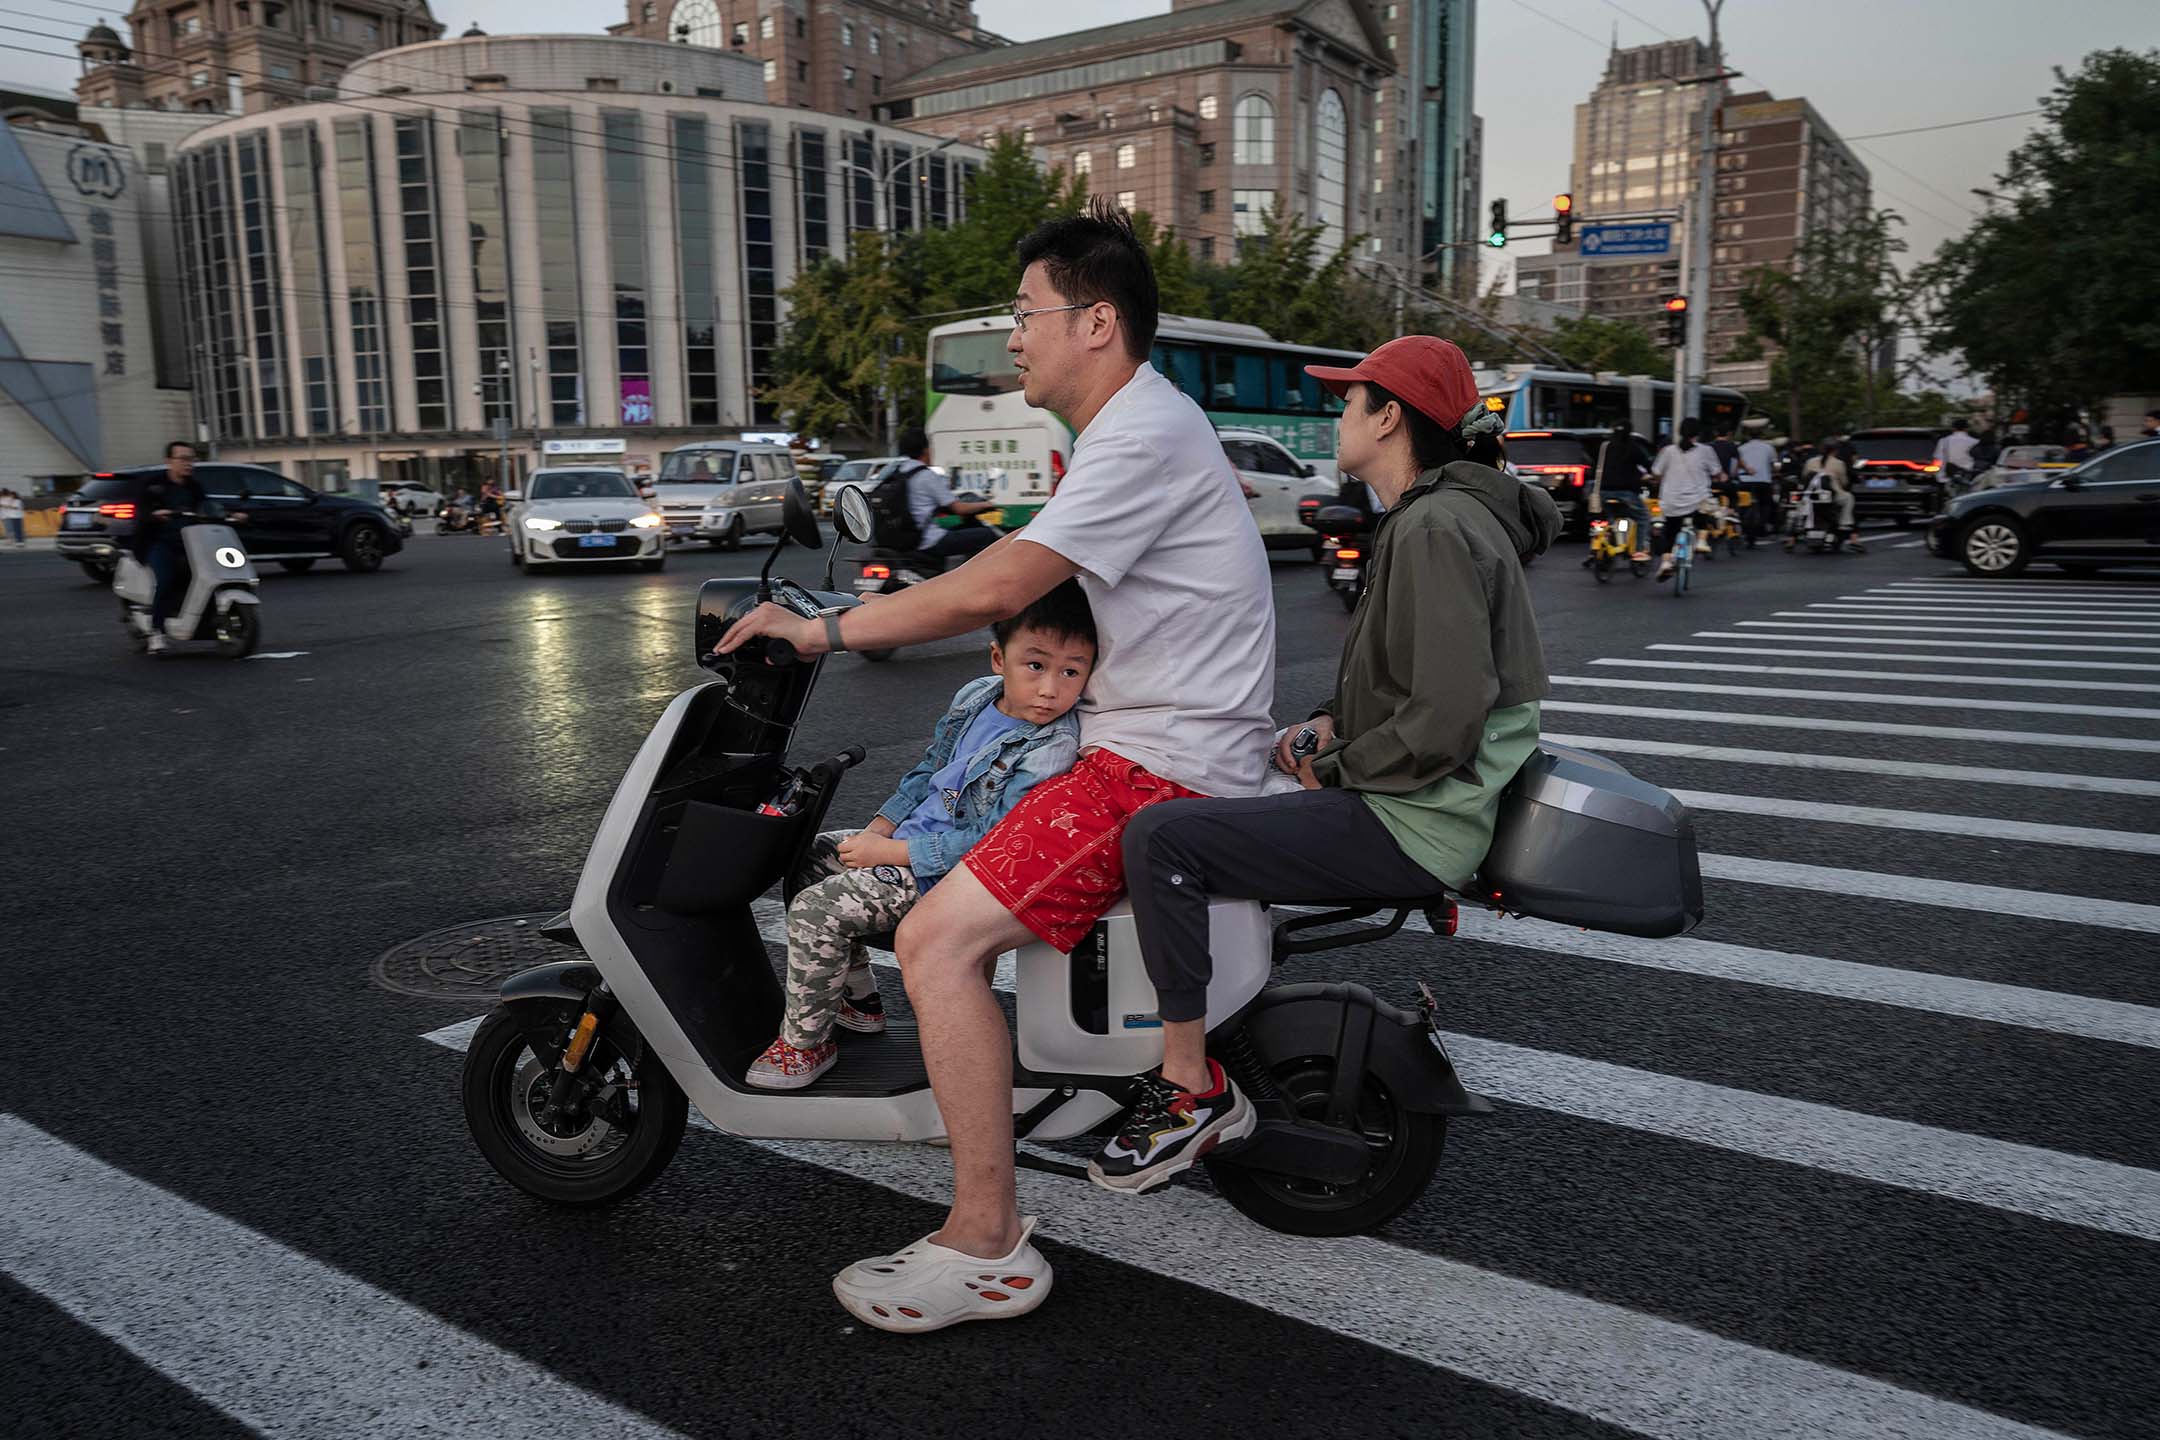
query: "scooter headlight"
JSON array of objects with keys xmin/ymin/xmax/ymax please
[{"xmin": 524, "ymin": 516, "xmax": 563, "ymax": 531}]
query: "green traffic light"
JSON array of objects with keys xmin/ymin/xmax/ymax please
[{"xmin": 1487, "ymin": 231, "xmax": 1507, "ymax": 248}]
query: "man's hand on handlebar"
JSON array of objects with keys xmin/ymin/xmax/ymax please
[{"xmin": 714, "ymin": 601, "xmax": 823, "ymax": 660}]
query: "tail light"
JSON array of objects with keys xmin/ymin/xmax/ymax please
[
  {"xmin": 1590, "ymin": 520, "xmax": 1609, "ymax": 534},
  {"xmin": 1049, "ymin": 450, "xmax": 1066, "ymax": 485},
  {"xmin": 1521, "ymin": 464, "xmax": 1588, "ymax": 489},
  {"xmin": 861, "ymin": 563, "xmax": 892, "ymax": 580},
  {"xmin": 1333, "ymin": 547, "xmax": 1362, "ymax": 561},
  {"xmin": 98, "ymin": 502, "xmax": 136, "ymax": 520}
]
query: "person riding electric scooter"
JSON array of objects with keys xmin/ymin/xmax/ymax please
[{"xmin": 125, "ymin": 441, "xmax": 257, "ymax": 656}]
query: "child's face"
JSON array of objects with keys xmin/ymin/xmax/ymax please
[{"xmin": 991, "ymin": 627, "xmax": 1095, "ymax": 727}]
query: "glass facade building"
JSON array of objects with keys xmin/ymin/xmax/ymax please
[{"xmin": 168, "ymin": 36, "xmax": 984, "ymax": 482}]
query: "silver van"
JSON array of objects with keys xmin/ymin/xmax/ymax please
[{"xmin": 652, "ymin": 442, "xmax": 797, "ymax": 549}]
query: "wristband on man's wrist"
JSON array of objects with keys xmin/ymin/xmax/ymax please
[{"xmin": 824, "ymin": 612, "xmax": 847, "ymax": 654}]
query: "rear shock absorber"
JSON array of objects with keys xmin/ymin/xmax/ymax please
[{"xmin": 1218, "ymin": 1026, "xmax": 1281, "ymax": 1104}]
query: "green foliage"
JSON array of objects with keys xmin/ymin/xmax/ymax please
[
  {"xmin": 1545, "ymin": 313, "xmax": 1666, "ymax": 377},
  {"xmin": 1917, "ymin": 48, "xmax": 2160, "ymax": 413},
  {"xmin": 1736, "ymin": 209, "xmax": 1913, "ymax": 437},
  {"xmin": 762, "ymin": 231, "xmax": 920, "ymax": 442}
]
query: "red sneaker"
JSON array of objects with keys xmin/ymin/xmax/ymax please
[{"xmin": 744, "ymin": 1037, "xmax": 837, "ymax": 1090}]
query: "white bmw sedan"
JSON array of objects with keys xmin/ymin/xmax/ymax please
[{"xmin": 508, "ymin": 468, "xmax": 668, "ymax": 573}]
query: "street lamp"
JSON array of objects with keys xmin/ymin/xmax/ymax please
[{"xmin": 837, "ymin": 133, "xmax": 959, "ymax": 451}]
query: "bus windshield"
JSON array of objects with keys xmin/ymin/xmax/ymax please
[{"xmin": 930, "ymin": 330, "xmax": 1021, "ymax": 396}]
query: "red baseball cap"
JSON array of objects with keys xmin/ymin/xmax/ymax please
[{"xmin": 1305, "ymin": 336, "xmax": 1485, "ymax": 434}]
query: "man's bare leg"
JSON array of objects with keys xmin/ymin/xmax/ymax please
[
  {"xmin": 893, "ymin": 863, "xmax": 1037, "ymax": 1259},
  {"xmin": 1158, "ymin": 1018, "xmax": 1211, "ymax": 1093}
]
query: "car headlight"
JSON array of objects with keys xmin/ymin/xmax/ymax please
[
  {"xmin": 524, "ymin": 516, "xmax": 563, "ymax": 531},
  {"xmin": 629, "ymin": 513, "xmax": 663, "ymax": 529}
]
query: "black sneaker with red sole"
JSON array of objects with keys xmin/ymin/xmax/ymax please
[{"xmin": 1087, "ymin": 1059, "xmax": 1255, "ymax": 1194}]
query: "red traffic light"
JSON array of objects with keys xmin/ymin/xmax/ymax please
[
  {"xmin": 1663, "ymin": 296, "xmax": 1689, "ymax": 313},
  {"xmin": 1553, "ymin": 192, "xmax": 1574, "ymax": 214}
]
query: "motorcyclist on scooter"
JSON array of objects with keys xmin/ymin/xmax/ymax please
[
  {"xmin": 898, "ymin": 427, "xmax": 999, "ymax": 564},
  {"xmin": 1103, "ymin": 335, "xmax": 1561, "ymax": 1192},
  {"xmin": 134, "ymin": 440, "xmax": 246, "ymax": 653}
]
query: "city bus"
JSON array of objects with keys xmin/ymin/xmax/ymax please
[
  {"xmin": 1475, "ymin": 366, "xmax": 1749, "ymax": 445},
  {"xmin": 924, "ymin": 313, "xmax": 1365, "ymax": 521}
]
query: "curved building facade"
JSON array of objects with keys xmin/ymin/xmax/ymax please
[{"xmin": 171, "ymin": 33, "xmax": 985, "ymax": 488}]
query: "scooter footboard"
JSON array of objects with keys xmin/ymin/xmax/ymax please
[{"xmin": 1234, "ymin": 982, "xmax": 1489, "ymax": 1118}]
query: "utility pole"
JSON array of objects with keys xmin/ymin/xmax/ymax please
[
  {"xmin": 844, "ymin": 131, "xmax": 955, "ymax": 454},
  {"xmin": 1684, "ymin": 0, "xmax": 1727, "ymax": 430},
  {"xmin": 1671, "ymin": 197, "xmax": 1690, "ymax": 445}
]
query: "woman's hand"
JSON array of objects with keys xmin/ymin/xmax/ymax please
[
  {"xmin": 1274, "ymin": 716, "xmax": 1335, "ymax": 775},
  {"xmin": 837, "ymin": 833, "xmax": 908, "ymax": 869}
]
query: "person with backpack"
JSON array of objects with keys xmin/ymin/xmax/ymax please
[{"xmin": 871, "ymin": 427, "xmax": 998, "ymax": 561}]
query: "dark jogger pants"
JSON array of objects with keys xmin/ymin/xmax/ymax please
[{"xmin": 1120, "ymin": 787, "xmax": 1447, "ymax": 1023}]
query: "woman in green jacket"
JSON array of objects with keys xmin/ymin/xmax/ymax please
[{"xmin": 1086, "ymin": 335, "xmax": 1562, "ymax": 1195}]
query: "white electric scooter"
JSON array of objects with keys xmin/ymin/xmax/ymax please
[
  {"xmin": 459, "ymin": 483, "xmax": 1702, "ymax": 1236},
  {"xmin": 113, "ymin": 512, "xmax": 262, "ymax": 658}
]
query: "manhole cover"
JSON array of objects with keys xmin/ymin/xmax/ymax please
[{"xmin": 372, "ymin": 913, "xmax": 569, "ymax": 1000}]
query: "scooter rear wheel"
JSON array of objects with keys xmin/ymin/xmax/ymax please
[
  {"xmin": 462, "ymin": 999, "xmax": 688, "ymax": 1207},
  {"xmin": 1207, "ymin": 1056, "xmax": 1444, "ymax": 1237}
]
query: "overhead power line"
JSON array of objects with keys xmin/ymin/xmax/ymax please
[{"xmin": 1845, "ymin": 109, "xmax": 2042, "ymax": 142}]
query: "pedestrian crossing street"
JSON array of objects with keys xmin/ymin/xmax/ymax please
[{"xmin": 8, "ymin": 571, "xmax": 2159, "ymax": 1439}]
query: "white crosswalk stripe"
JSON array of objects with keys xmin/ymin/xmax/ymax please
[
  {"xmin": 1597, "ymin": 656, "xmax": 2160, "ymax": 694},
  {"xmin": 1551, "ymin": 673, "xmax": 2160, "ymax": 721},
  {"xmin": 1734, "ymin": 621, "xmax": 2160, "ymax": 647},
  {"xmin": 1670, "ymin": 788, "xmax": 2160, "ymax": 855},
  {"xmin": 1803, "ymin": 606, "xmax": 2160, "ymax": 626},
  {"xmin": 1651, "ymin": 642, "xmax": 2160, "ymax": 674},
  {"xmin": 1544, "ymin": 700, "xmax": 2160, "ymax": 753},
  {"xmin": 1542, "ymin": 731, "xmax": 2160, "ymax": 797},
  {"xmin": 1703, "ymin": 628, "xmax": 2160, "ymax": 654}
]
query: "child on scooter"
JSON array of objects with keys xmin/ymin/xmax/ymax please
[{"xmin": 745, "ymin": 583, "xmax": 1096, "ymax": 1089}]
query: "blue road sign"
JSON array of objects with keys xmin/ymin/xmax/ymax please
[{"xmin": 1579, "ymin": 222, "xmax": 1672, "ymax": 258}]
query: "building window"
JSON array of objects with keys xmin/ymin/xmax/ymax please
[
  {"xmin": 1115, "ymin": 190, "xmax": 1136, "ymax": 212},
  {"xmin": 586, "ymin": 77, "xmax": 620, "ymax": 91},
  {"xmin": 394, "ymin": 117, "xmax": 446, "ymax": 431},
  {"xmin": 1020, "ymin": 125, "xmax": 1033, "ymax": 144},
  {"xmin": 1198, "ymin": 94, "xmax": 1217, "ymax": 120},
  {"xmin": 1115, "ymin": 143, "xmax": 1135, "ymax": 170},
  {"xmin": 1101, "ymin": 109, "xmax": 1115, "ymax": 128},
  {"xmin": 1199, "ymin": 141, "xmax": 1215, "ymax": 166},
  {"xmin": 643, "ymin": 1, "xmax": 655, "ymax": 20},
  {"xmin": 1385, "ymin": 34, "xmax": 1395, "ymax": 50},
  {"xmin": 1232, "ymin": 188, "xmax": 1272, "ymax": 238},
  {"xmin": 181, "ymin": 146, "xmax": 247, "ymax": 439},
  {"xmin": 1315, "ymin": 90, "xmax": 1346, "ymax": 252},
  {"xmin": 759, "ymin": 13, "xmax": 773, "ymax": 37},
  {"xmin": 869, "ymin": 28, "xmax": 880, "ymax": 54},
  {"xmin": 1147, "ymin": 104, "xmax": 1161, "ymax": 123},
  {"xmin": 673, "ymin": 114, "xmax": 719, "ymax": 427},
  {"xmin": 172, "ymin": 9, "xmax": 201, "ymax": 36},
  {"xmin": 873, "ymin": 75, "xmax": 881, "ymax": 95},
  {"xmin": 848, "ymin": 132, "xmax": 875, "ymax": 232},
  {"xmin": 737, "ymin": 119, "xmax": 778, "ymax": 425},
  {"xmin": 841, "ymin": 19, "xmax": 853, "ymax": 45},
  {"xmin": 269, "ymin": 63, "xmax": 294, "ymax": 80},
  {"xmin": 885, "ymin": 142, "xmax": 915, "ymax": 230},
  {"xmin": 280, "ymin": 127, "xmax": 336, "ymax": 431},
  {"xmin": 603, "ymin": 112, "xmax": 648, "ymax": 422},
  {"xmin": 236, "ymin": 134, "xmax": 287, "ymax": 437},
  {"xmin": 763, "ymin": 60, "xmax": 776, "ymax": 81},
  {"xmin": 1375, "ymin": 114, "xmax": 1384, "ymax": 135},
  {"xmin": 1372, "ymin": 177, "xmax": 1384, "ymax": 194},
  {"xmin": 1386, "ymin": 1, "xmax": 1397, "ymax": 16},
  {"xmin": 1232, "ymin": 94, "xmax": 1274, "ymax": 165},
  {"xmin": 332, "ymin": 119, "xmax": 387, "ymax": 434},
  {"xmin": 980, "ymin": 130, "xmax": 994, "ymax": 148},
  {"xmin": 1197, "ymin": 188, "xmax": 1217, "ymax": 213},
  {"xmin": 1072, "ymin": 149, "xmax": 1091, "ymax": 177},
  {"xmin": 458, "ymin": 112, "xmax": 510, "ymax": 429},
  {"xmin": 731, "ymin": 20, "xmax": 747, "ymax": 45},
  {"xmin": 672, "ymin": 0, "xmax": 721, "ymax": 47},
  {"xmin": 795, "ymin": 60, "xmax": 806, "ymax": 81},
  {"xmin": 531, "ymin": 109, "xmax": 583, "ymax": 426},
  {"xmin": 797, "ymin": 127, "xmax": 829, "ymax": 262},
  {"xmin": 1199, "ymin": 237, "xmax": 1214, "ymax": 261},
  {"xmin": 796, "ymin": 15, "xmax": 805, "ymax": 35},
  {"xmin": 927, "ymin": 152, "xmax": 950, "ymax": 226},
  {"xmin": 190, "ymin": 70, "xmax": 210, "ymax": 88}
]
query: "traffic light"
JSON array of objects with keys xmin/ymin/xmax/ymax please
[
  {"xmin": 1487, "ymin": 198, "xmax": 1508, "ymax": 248},
  {"xmin": 1553, "ymin": 192, "xmax": 1574, "ymax": 246},
  {"xmin": 1663, "ymin": 295, "xmax": 1689, "ymax": 347}
]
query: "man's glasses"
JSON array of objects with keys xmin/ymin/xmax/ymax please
[{"xmin": 1010, "ymin": 301, "xmax": 1094, "ymax": 333}]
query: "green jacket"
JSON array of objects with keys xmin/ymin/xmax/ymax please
[{"xmin": 1310, "ymin": 460, "xmax": 1561, "ymax": 886}]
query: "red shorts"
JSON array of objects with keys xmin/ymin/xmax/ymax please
[{"xmin": 963, "ymin": 749, "xmax": 1204, "ymax": 953}]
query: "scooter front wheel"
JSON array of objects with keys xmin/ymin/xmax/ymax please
[
  {"xmin": 462, "ymin": 999, "xmax": 688, "ymax": 1207},
  {"xmin": 215, "ymin": 603, "xmax": 260, "ymax": 659},
  {"xmin": 1207, "ymin": 1055, "xmax": 1444, "ymax": 1237}
]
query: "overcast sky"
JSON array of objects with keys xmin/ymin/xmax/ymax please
[{"xmin": 14, "ymin": 0, "xmax": 2160, "ymax": 282}]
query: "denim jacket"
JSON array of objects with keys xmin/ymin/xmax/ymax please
[{"xmin": 875, "ymin": 674, "xmax": 1081, "ymax": 888}]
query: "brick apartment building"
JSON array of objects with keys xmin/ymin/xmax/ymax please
[{"xmin": 74, "ymin": 0, "xmax": 442, "ymax": 114}]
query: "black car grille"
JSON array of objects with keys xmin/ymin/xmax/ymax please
[
  {"xmin": 560, "ymin": 518, "xmax": 631, "ymax": 534},
  {"xmin": 551, "ymin": 536, "xmax": 640, "ymax": 558}
]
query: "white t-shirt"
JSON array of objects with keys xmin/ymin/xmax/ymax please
[
  {"xmin": 1651, "ymin": 442, "xmax": 1721, "ymax": 514},
  {"xmin": 1017, "ymin": 363, "xmax": 1276, "ymax": 798},
  {"xmin": 1935, "ymin": 431, "xmax": 1979, "ymax": 471},
  {"xmin": 903, "ymin": 463, "xmax": 955, "ymax": 549},
  {"xmin": 1736, "ymin": 438, "xmax": 1779, "ymax": 485}
]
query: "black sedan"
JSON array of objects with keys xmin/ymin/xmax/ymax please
[
  {"xmin": 1928, "ymin": 438, "xmax": 2160, "ymax": 576},
  {"xmin": 57, "ymin": 462, "xmax": 404, "ymax": 582}
]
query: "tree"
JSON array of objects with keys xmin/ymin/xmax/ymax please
[
  {"xmin": 1736, "ymin": 209, "xmax": 1913, "ymax": 437},
  {"xmin": 762, "ymin": 232, "xmax": 920, "ymax": 447},
  {"xmin": 916, "ymin": 134, "xmax": 1087, "ymax": 315},
  {"xmin": 1917, "ymin": 48, "xmax": 2160, "ymax": 421},
  {"xmin": 1545, "ymin": 313, "xmax": 1665, "ymax": 377}
]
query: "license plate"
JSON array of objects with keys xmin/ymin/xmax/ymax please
[
  {"xmin": 1331, "ymin": 566, "xmax": 1359, "ymax": 582},
  {"xmin": 579, "ymin": 534, "xmax": 613, "ymax": 548},
  {"xmin": 65, "ymin": 512, "xmax": 93, "ymax": 528},
  {"xmin": 1865, "ymin": 477, "xmax": 1899, "ymax": 489}
]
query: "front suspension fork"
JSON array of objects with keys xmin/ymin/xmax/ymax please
[{"xmin": 546, "ymin": 986, "xmax": 616, "ymax": 1115}]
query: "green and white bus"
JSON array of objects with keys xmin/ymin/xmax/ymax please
[{"xmin": 924, "ymin": 313, "xmax": 1364, "ymax": 522}]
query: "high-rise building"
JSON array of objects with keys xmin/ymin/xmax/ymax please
[
  {"xmin": 609, "ymin": 0, "xmax": 1004, "ymax": 120},
  {"xmin": 73, "ymin": 1, "xmax": 443, "ymax": 114}
]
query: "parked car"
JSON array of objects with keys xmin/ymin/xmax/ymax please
[
  {"xmin": 1846, "ymin": 427, "xmax": 1949, "ymax": 526},
  {"xmin": 823, "ymin": 456, "xmax": 904, "ymax": 515},
  {"xmin": 649, "ymin": 441, "xmax": 797, "ymax": 546},
  {"xmin": 1218, "ymin": 427, "xmax": 1330, "ymax": 556},
  {"xmin": 56, "ymin": 463, "xmax": 404, "ymax": 578},
  {"xmin": 1928, "ymin": 438, "xmax": 2160, "ymax": 576},
  {"xmin": 505, "ymin": 467, "xmax": 666, "ymax": 572},
  {"xmin": 379, "ymin": 480, "xmax": 442, "ymax": 517},
  {"xmin": 1970, "ymin": 444, "xmax": 2078, "ymax": 492},
  {"xmin": 1502, "ymin": 429, "xmax": 1655, "ymax": 537}
]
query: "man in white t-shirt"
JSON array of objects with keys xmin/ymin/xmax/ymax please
[
  {"xmin": 718, "ymin": 199, "xmax": 1276, "ymax": 1331},
  {"xmin": 1650, "ymin": 418, "xmax": 1724, "ymax": 580},
  {"xmin": 1934, "ymin": 419, "xmax": 1980, "ymax": 481}
]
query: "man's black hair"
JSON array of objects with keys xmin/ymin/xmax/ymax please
[
  {"xmin": 897, "ymin": 425, "xmax": 929, "ymax": 459},
  {"xmin": 1360, "ymin": 382, "xmax": 1463, "ymax": 472},
  {"xmin": 165, "ymin": 439, "xmax": 195, "ymax": 457},
  {"xmin": 1678, "ymin": 416, "xmax": 1703, "ymax": 450},
  {"xmin": 1014, "ymin": 197, "xmax": 1159, "ymax": 361},
  {"xmin": 993, "ymin": 578, "xmax": 1097, "ymax": 653}
]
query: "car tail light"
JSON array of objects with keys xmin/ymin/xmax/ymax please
[
  {"xmin": 1049, "ymin": 450, "xmax": 1066, "ymax": 481},
  {"xmin": 93, "ymin": 471, "xmax": 117, "ymax": 478},
  {"xmin": 98, "ymin": 502, "xmax": 136, "ymax": 519},
  {"xmin": 861, "ymin": 563, "xmax": 892, "ymax": 580},
  {"xmin": 1334, "ymin": 547, "xmax": 1362, "ymax": 561},
  {"xmin": 1521, "ymin": 464, "xmax": 1589, "ymax": 488}
]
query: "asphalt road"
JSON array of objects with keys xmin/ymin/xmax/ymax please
[{"xmin": 3, "ymin": 521, "xmax": 2158, "ymax": 1440}]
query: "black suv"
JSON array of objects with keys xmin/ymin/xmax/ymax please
[
  {"xmin": 1846, "ymin": 428, "xmax": 1949, "ymax": 527},
  {"xmin": 1504, "ymin": 429, "xmax": 1656, "ymax": 536},
  {"xmin": 56, "ymin": 463, "xmax": 403, "ymax": 582}
]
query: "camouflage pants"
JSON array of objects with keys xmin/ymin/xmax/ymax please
[{"xmin": 781, "ymin": 830, "xmax": 919, "ymax": 1048}]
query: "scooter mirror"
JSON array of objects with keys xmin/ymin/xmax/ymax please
[
  {"xmin": 782, "ymin": 479, "xmax": 823, "ymax": 551},
  {"xmin": 831, "ymin": 484, "xmax": 875, "ymax": 546}
]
